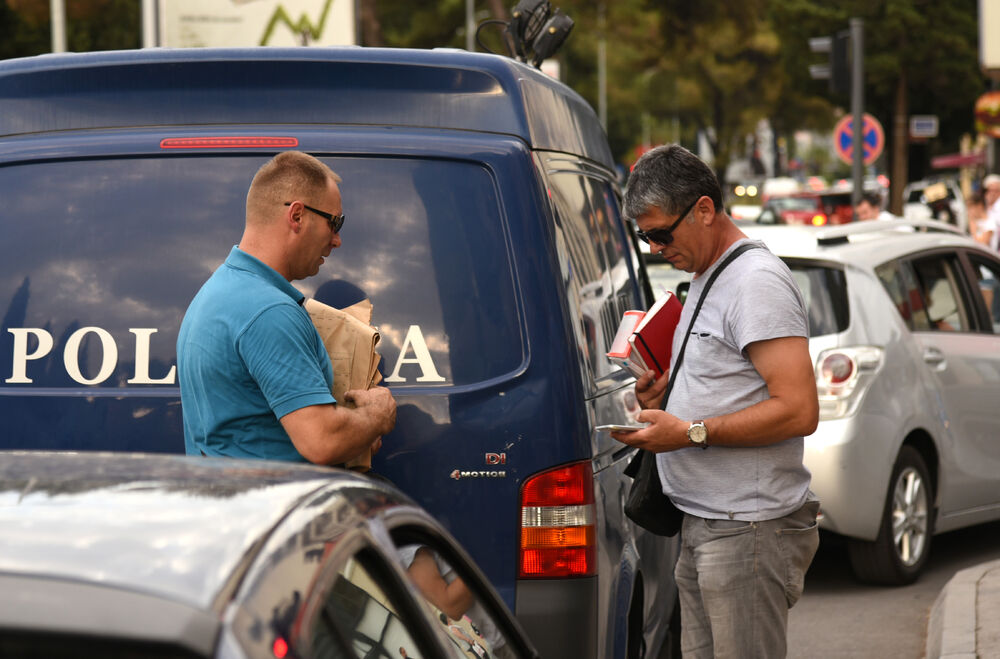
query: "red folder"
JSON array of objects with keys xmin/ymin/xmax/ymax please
[{"xmin": 607, "ymin": 292, "xmax": 682, "ymax": 378}]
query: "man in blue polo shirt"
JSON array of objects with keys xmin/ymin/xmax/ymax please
[{"xmin": 178, "ymin": 150, "xmax": 396, "ymax": 464}]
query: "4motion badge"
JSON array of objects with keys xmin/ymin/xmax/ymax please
[{"xmin": 450, "ymin": 453, "xmax": 508, "ymax": 480}]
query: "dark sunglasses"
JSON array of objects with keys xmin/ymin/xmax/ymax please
[
  {"xmin": 635, "ymin": 197, "xmax": 699, "ymax": 245},
  {"xmin": 284, "ymin": 202, "xmax": 345, "ymax": 233}
]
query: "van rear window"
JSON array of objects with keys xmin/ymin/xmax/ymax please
[{"xmin": 0, "ymin": 155, "xmax": 521, "ymax": 398}]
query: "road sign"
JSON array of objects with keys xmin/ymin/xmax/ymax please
[
  {"xmin": 909, "ymin": 115, "xmax": 939, "ymax": 139},
  {"xmin": 833, "ymin": 113, "xmax": 884, "ymax": 166}
]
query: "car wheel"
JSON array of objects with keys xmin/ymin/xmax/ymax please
[{"xmin": 847, "ymin": 446, "xmax": 934, "ymax": 585}]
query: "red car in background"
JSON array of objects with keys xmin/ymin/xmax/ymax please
[{"xmin": 756, "ymin": 189, "xmax": 855, "ymax": 226}]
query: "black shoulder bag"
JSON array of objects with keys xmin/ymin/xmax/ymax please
[{"xmin": 623, "ymin": 243, "xmax": 761, "ymax": 536}]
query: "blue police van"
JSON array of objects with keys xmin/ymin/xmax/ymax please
[{"xmin": 0, "ymin": 47, "xmax": 679, "ymax": 658}]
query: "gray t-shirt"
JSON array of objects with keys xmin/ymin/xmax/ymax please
[{"xmin": 657, "ymin": 239, "xmax": 812, "ymax": 521}]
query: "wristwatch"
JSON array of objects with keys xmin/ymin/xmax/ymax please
[{"xmin": 687, "ymin": 420, "xmax": 708, "ymax": 449}]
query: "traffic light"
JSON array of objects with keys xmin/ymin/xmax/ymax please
[{"xmin": 809, "ymin": 30, "xmax": 850, "ymax": 96}]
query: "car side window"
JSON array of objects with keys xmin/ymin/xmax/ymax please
[
  {"xmin": 546, "ymin": 168, "xmax": 639, "ymax": 389},
  {"xmin": 969, "ymin": 255, "xmax": 1000, "ymax": 332},
  {"xmin": 391, "ymin": 527, "xmax": 528, "ymax": 659},
  {"xmin": 909, "ymin": 255, "xmax": 971, "ymax": 333},
  {"xmin": 310, "ymin": 554, "xmax": 428, "ymax": 659},
  {"xmin": 876, "ymin": 260, "xmax": 927, "ymax": 331}
]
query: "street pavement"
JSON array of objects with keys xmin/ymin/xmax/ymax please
[{"xmin": 926, "ymin": 558, "xmax": 1000, "ymax": 658}]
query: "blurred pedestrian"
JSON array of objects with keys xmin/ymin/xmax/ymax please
[
  {"xmin": 982, "ymin": 174, "xmax": 1000, "ymax": 252},
  {"xmin": 967, "ymin": 190, "xmax": 990, "ymax": 246},
  {"xmin": 854, "ymin": 192, "xmax": 896, "ymax": 221}
]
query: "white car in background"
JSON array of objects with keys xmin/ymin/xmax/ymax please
[
  {"xmin": 643, "ymin": 219, "xmax": 1000, "ymax": 585},
  {"xmin": 903, "ymin": 178, "xmax": 968, "ymax": 233}
]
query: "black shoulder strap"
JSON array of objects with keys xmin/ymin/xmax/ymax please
[{"xmin": 660, "ymin": 242, "xmax": 761, "ymax": 410}]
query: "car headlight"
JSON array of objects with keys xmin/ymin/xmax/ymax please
[{"xmin": 815, "ymin": 346, "xmax": 884, "ymax": 419}]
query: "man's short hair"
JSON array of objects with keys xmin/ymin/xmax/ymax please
[
  {"xmin": 984, "ymin": 174, "xmax": 1000, "ymax": 189},
  {"xmin": 246, "ymin": 151, "xmax": 341, "ymax": 220},
  {"xmin": 623, "ymin": 144, "xmax": 724, "ymax": 221},
  {"xmin": 858, "ymin": 191, "xmax": 883, "ymax": 208}
]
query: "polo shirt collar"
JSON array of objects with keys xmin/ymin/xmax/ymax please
[{"xmin": 225, "ymin": 246, "xmax": 305, "ymax": 305}]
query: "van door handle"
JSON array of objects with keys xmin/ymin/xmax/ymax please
[
  {"xmin": 612, "ymin": 445, "xmax": 634, "ymax": 462},
  {"xmin": 923, "ymin": 347, "xmax": 945, "ymax": 367}
]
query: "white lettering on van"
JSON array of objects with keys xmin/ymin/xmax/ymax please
[
  {"xmin": 6, "ymin": 327, "xmax": 177, "ymax": 386},
  {"xmin": 383, "ymin": 324, "xmax": 446, "ymax": 383},
  {"xmin": 6, "ymin": 328, "xmax": 55, "ymax": 384},
  {"xmin": 128, "ymin": 329, "xmax": 177, "ymax": 384},
  {"xmin": 64, "ymin": 327, "xmax": 118, "ymax": 385}
]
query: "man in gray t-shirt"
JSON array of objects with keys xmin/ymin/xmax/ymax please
[{"xmin": 612, "ymin": 144, "xmax": 820, "ymax": 659}]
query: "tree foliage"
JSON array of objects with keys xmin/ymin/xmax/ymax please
[
  {"xmin": 2, "ymin": 0, "xmax": 989, "ymax": 184},
  {"xmin": 769, "ymin": 0, "xmax": 987, "ymax": 203},
  {"xmin": 2, "ymin": 0, "xmax": 138, "ymax": 55},
  {"xmin": 1, "ymin": 0, "xmax": 49, "ymax": 60}
]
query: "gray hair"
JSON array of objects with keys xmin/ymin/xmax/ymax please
[{"xmin": 623, "ymin": 144, "xmax": 723, "ymax": 221}]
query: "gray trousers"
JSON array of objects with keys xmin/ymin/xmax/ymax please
[{"xmin": 674, "ymin": 499, "xmax": 820, "ymax": 658}]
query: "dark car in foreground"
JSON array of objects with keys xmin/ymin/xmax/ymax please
[{"xmin": 0, "ymin": 452, "xmax": 538, "ymax": 659}]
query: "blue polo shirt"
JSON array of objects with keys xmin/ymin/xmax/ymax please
[{"xmin": 177, "ymin": 247, "xmax": 335, "ymax": 461}]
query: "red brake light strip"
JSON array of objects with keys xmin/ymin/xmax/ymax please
[{"xmin": 159, "ymin": 137, "xmax": 299, "ymax": 149}]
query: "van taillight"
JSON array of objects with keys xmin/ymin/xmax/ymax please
[
  {"xmin": 159, "ymin": 137, "xmax": 299, "ymax": 149},
  {"xmin": 519, "ymin": 461, "xmax": 596, "ymax": 578},
  {"xmin": 811, "ymin": 213, "xmax": 828, "ymax": 226}
]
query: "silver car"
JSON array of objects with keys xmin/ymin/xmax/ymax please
[
  {"xmin": 0, "ymin": 452, "xmax": 539, "ymax": 658},
  {"xmin": 644, "ymin": 219, "xmax": 1000, "ymax": 585}
]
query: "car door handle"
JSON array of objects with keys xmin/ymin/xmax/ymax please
[{"xmin": 923, "ymin": 347, "xmax": 945, "ymax": 367}]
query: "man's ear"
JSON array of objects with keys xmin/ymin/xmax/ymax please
[
  {"xmin": 285, "ymin": 202, "xmax": 304, "ymax": 232},
  {"xmin": 696, "ymin": 195, "xmax": 717, "ymax": 224}
]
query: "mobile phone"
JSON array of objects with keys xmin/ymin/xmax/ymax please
[{"xmin": 596, "ymin": 424, "xmax": 647, "ymax": 433}]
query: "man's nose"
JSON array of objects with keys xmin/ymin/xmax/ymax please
[{"xmin": 330, "ymin": 232, "xmax": 342, "ymax": 248}]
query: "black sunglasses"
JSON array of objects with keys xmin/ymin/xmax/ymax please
[
  {"xmin": 635, "ymin": 197, "xmax": 699, "ymax": 245},
  {"xmin": 284, "ymin": 202, "xmax": 345, "ymax": 233}
]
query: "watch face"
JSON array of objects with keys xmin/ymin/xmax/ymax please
[{"xmin": 688, "ymin": 424, "xmax": 707, "ymax": 444}]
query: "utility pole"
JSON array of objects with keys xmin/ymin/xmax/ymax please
[
  {"xmin": 810, "ymin": 19, "xmax": 866, "ymax": 206},
  {"xmin": 142, "ymin": 0, "xmax": 157, "ymax": 48},
  {"xmin": 466, "ymin": 0, "xmax": 475, "ymax": 52},
  {"xmin": 850, "ymin": 18, "xmax": 864, "ymax": 207},
  {"xmin": 50, "ymin": 0, "xmax": 66, "ymax": 52}
]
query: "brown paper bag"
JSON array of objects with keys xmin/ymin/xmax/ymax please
[{"xmin": 304, "ymin": 297, "xmax": 383, "ymax": 469}]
